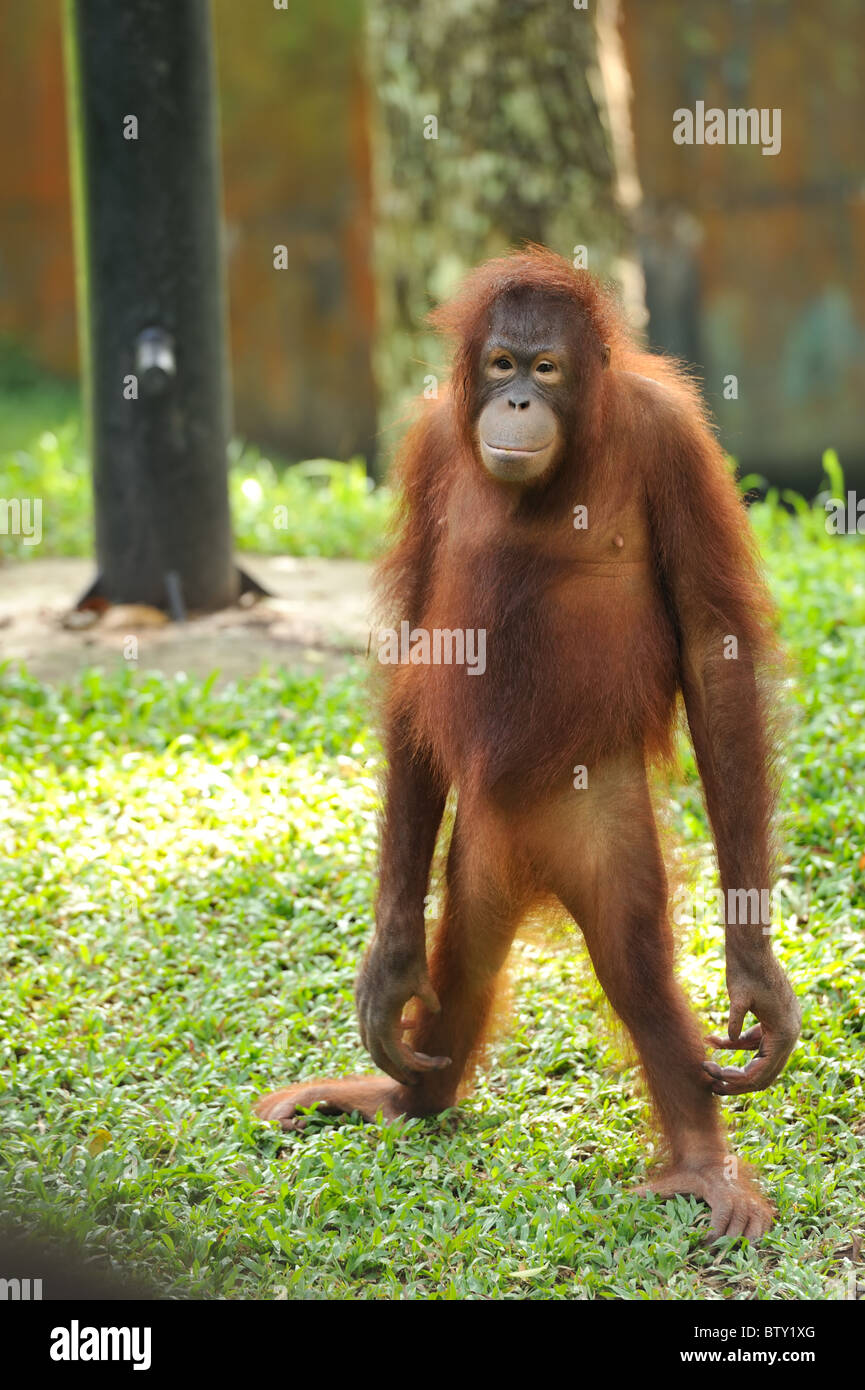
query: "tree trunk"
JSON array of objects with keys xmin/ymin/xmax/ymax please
[
  {"xmin": 64, "ymin": 0, "xmax": 240, "ymax": 613},
  {"xmin": 367, "ymin": 0, "xmax": 640, "ymax": 437}
]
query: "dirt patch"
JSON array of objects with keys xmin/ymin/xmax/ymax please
[{"xmin": 0, "ymin": 554, "xmax": 373, "ymax": 684}]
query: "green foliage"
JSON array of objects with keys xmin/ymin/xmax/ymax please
[
  {"xmin": 0, "ymin": 345, "xmax": 79, "ymax": 456},
  {"xmin": 0, "ymin": 387, "xmax": 392, "ymax": 562},
  {"xmin": 0, "ymin": 420, "xmax": 91, "ymax": 556},
  {"xmin": 228, "ymin": 445, "xmax": 391, "ymax": 560},
  {"xmin": 0, "ymin": 469, "xmax": 863, "ymax": 1299}
]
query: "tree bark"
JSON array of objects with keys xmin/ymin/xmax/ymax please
[
  {"xmin": 65, "ymin": 0, "xmax": 239, "ymax": 612},
  {"xmin": 367, "ymin": 0, "xmax": 639, "ymax": 436}
]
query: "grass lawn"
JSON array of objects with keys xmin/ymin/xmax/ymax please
[
  {"xmin": 0, "ymin": 372, "xmax": 863, "ymax": 1297},
  {"xmin": 1, "ymin": 480, "xmax": 863, "ymax": 1300}
]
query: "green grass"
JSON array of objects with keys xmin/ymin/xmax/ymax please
[
  {"xmin": 0, "ymin": 461, "xmax": 863, "ymax": 1299},
  {"xmin": 0, "ymin": 368, "xmax": 391, "ymax": 561}
]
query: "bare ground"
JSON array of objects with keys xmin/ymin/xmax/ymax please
[{"xmin": 0, "ymin": 554, "xmax": 372, "ymax": 684}]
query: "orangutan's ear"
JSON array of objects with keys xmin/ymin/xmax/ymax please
[{"xmin": 601, "ymin": 343, "xmax": 611, "ymax": 369}]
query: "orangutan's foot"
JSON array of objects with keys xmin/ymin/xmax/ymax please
[
  {"xmin": 255, "ymin": 1074, "xmax": 425, "ymax": 1130},
  {"xmin": 637, "ymin": 1156, "xmax": 773, "ymax": 1241}
]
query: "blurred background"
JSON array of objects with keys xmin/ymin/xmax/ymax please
[{"xmin": 1, "ymin": 0, "xmax": 862, "ymax": 505}]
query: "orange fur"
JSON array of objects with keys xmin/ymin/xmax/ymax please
[{"xmin": 258, "ymin": 249, "xmax": 794, "ymax": 1241}]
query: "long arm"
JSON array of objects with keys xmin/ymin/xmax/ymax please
[
  {"xmin": 375, "ymin": 722, "xmax": 447, "ymax": 941},
  {"xmin": 355, "ymin": 717, "xmax": 450, "ymax": 1083},
  {"xmin": 355, "ymin": 401, "xmax": 455, "ymax": 1085},
  {"xmin": 645, "ymin": 382, "xmax": 800, "ymax": 1093}
]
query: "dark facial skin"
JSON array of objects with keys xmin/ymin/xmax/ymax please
[{"xmin": 475, "ymin": 293, "xmax": 608, "ymax": 485}]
